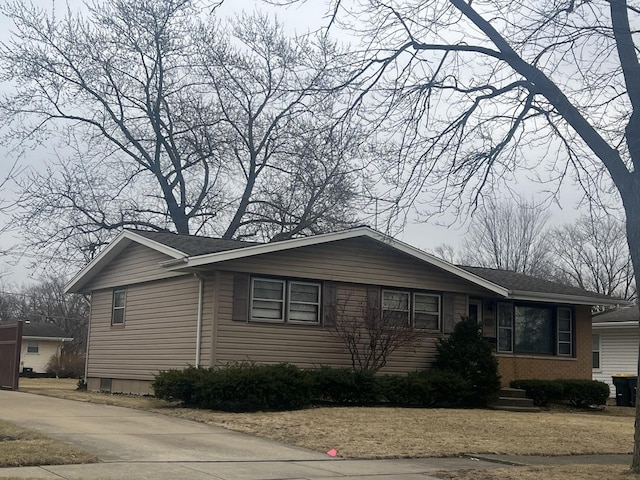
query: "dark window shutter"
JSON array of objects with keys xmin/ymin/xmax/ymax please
[
  {"xmin": 442, "ymin": 293, "xmax": 456, "ymax": 333},
  {"xmin": 232, "ymin": 274, "xmax": 250, "ymax": 322},
  {"xmin": 367, "ymin": 286, "xmax": 381, "ymax": 320},
  {"xmin": 323, "ymin": 281, "xmax": 338, "ymax": 327}
]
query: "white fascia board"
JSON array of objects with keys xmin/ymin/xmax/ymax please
[
  {"xmin": 23, "ymin": 336, "xmax": 74, "ymax": 342},
  {"xmin": 593, "ymin": 321, "xmax": 638, "ymax": 329},
  {"xmin": 509, "ymin": 290, "xmax": 629, "ymax": 307},
  {"xmin": 165, "ymin": 226, "xmax": 511, "ymax": 297},
  {"xmin": 64, "ymin": 230, "xmax": 187, "ymax": 294}
]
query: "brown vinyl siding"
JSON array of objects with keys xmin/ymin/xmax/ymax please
[
  {"xmin": 214, "ymin": 273, "xmax": 468, "ymax": 373},
  {"xmin": 87, "ymin": 275, "xmax": 208, "ymax": 381},
  {"xmin": 214, "ymin": 238, "xmax": 491, "ymax": 294},
  {"xmin": 83, "ymin": 242, "xmax": 183, "ymax": 291}
]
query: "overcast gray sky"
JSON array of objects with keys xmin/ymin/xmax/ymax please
[{"xmin": 0, "ymin": 0, "xmax": 609, "ymax": 284}]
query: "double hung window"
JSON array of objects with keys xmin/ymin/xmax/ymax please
[
  {"xmin": 592, "ymin": 334, "xmax": 601, "ymax": 369},
  {"xmin": 111, "ymin": 288, "xmax": 127, "ymax": 325},
  {"xmin": 27, "ymin": 340, "xmax": 39, "ymax": 354},
  {"xmin": 251, "ymin": 278, "xmax": 321, "ymax": 324},
  {"xmin": 381, "ymin": 290, "xmax": 441, "ymax": 330}
]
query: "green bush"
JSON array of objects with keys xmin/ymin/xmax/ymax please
[
  {"xmin": 555, "ymin": 379, "xmax": 610, "ymax": 408},
  {"xmin": 434, "ymin": 316, "xmax": 501, "ymax": 406},
  {"xmin": 308, "ymin": 367, "xmax": 379, "ymax": 404},
  {"xmin": 193, "ymin": 363, "xmax": 312, "ymax": 412},
  {"xmin": 406, "ymin": 369, "xmax": 471, "ymax": 407},
  {"xmin": 153, "ymin": 362, "xmax": 484, "ymax": 411},
  {"xmin": 153, "ymin": 366, "xmax": 205, "ymax": 404},
  {"xmin": 376, "ymin": 374, "xmax": 410, "ymax": 404},
  {"xmin": 510, "ymin": 379, "xmax": 564, "ymax": 406},
  {"xmin": 510, "ymin": 378, "xmax": 609, "ymax": 408}
]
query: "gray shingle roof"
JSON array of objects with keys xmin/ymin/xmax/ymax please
[
  {"xmin": 459, "ymin": 266, "xmax": 617, "ymax": 301},
  {"xmin": 128, "ymin": 230, "xmax": 619, "ymax": 303},
  {"xmin": 22, "ymin": 322, "xmax": 71, "ymax": 339},
  {"xmin": 131, "ymin": 230, "xmax": 260, "ymax": 256},
  {"xmin": 593, "ymin": 306, "xmax": 639, "ymax": 323}
]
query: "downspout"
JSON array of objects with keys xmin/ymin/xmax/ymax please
[
  {"xmin": 194, "ymin": 274, "xmax": 204, "ymax": 367},
  {"xmin": 82, "ymin": 294, "xmax": 92, "ymax": 383}
]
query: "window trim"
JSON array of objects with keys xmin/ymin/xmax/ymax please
[
  {"xmin": 287, "ymin": 280, "xmax": 321, "ymax": 325},
  {"xmin": 26, "ymin": 340, "xmax": 39, "ymax": 354},
  {"xmin": 496, "ymin": 302, "xmax": 575, "ymax": 357},
  {"xmin": 111, "ymin": 288, "xmax": 127, "ymax": 326}
]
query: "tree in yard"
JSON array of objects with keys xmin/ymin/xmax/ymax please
[
  {"xmin": 0, "ymin": 1, "xmax": 365, "ymax": 269},
  {"xmin": 457, "ymin": 196, "xmax": 551, "ymax": 277},
  {"xmin": 434, "ymin": 316, "xmax": 500, "ymax": 406},
  {"xmin": 331, "ymin": 293, "xmax": 420, "ymax": 373},
  {"xmin": 268, "ymin": 0, "xmax": 640, "ymax": 468},
  {"xmin": 549, "ymin": 213, "xmax": 636, "ymax": 302}
]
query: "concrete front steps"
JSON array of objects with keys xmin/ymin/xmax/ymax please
[{"xmin": 489, "ymin": 387, "xmax": 540, "ymax": 412}]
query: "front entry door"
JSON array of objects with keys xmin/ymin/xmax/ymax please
[{"xmin": 469, "ymin": 298, "xmax": 483, "ymax": 336}]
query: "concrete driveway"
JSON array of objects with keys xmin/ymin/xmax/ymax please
[
  {"xmin": 0, "ymin": 390, "xmax": 499, "ymax": 479},
  {"xmin": 0, "ymin": 390, "xmax": 325, "ymax": 463}
]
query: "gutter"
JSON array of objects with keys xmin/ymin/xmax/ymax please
[
  {"xmin": 593, "ymin": 321, "xmax": 639, "ymax": 329},
  {"xmin": 194, "ymin": 274, "xmax": 204, "ymax": 367},
  {"xmin": 159, "ymin": 257, "xmax": 189, "ymax": 268},
  {"xmin": 22, "ymin": 336, "xmax": 73, "ymax": 342},
  {"xmin": 509, "ymin": 290, "xmax": 629, "ymax": 307}
]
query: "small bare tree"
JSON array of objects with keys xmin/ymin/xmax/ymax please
[
  {"xmin": 460, "ymin": 197, "xmax": 552, "ymax": 277},
  {"xmin": 331, "ymin": 296, "xmax": 420, "ymax": 373},
  {"xmin": 549, "ymin": 213, "xmax": 636, "ymax": 302}
]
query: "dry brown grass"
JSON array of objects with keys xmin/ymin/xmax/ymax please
[
  {"xmin": 20, "ymin": 378, "xmax": 168, "ymax": 409},
  {"xmin": 436, "ymin": 464, "xmax": 640, "ymax": 480},
  {"xmin": 0, "ymin": 419, "xmax": 97, "ymax": 468},
  {"xmin": 165, "ymin": 406, "xmax": 634, "ymax": 458},
  {"xmin": 18, "ymin": 378, "xmax": 635, "ymax": 459}
]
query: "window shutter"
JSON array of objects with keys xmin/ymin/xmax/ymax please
[
  {"xmin": 323, "ymin": 281, "xmax": 338, "ymax": 327},
  {"xmin": 232, "ymin": 274, "xmax": 250, "ymax": 322},
  {"xmin": 367, "ymin": 286, "xmax": 381, "ymax": 320},
  {"xmin": 442, "ymin": 293, "xmax": 456, "ymax": 333}
]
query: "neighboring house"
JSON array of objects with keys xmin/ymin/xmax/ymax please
[
  {"xmin": 65, "ymin": 226, "xmax": 624, "ymax": 395},
  {"xmin": 20, "ymin": 322, "xmax": 73, "ymax": 374},
  {"xmin": 592, "ymin": 306, "xmax": 639, "ymax": 397}
]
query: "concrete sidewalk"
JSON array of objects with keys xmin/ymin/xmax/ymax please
[{"xmin": 0, "ymin": 458, "xmax": 500, "ymax": 480}]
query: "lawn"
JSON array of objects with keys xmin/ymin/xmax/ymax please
[
  {"xmin": 19, "ymin": 378, "xmax": 635, "ymax": 459},
  {"xmin": 0, "ymin": 418, "xmax": 97, "ymax": 468},
  {"xmin": 436, "ymin": 465, "xmax": 640, "ymax": 480}
]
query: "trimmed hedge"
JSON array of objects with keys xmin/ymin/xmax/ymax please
[
  {"xmin": 406, "ymin": 369, "xmax": 472, "ymax": 407},
  {"xmin": 309, "ymin": 367, "xmax": 378, "ymax": 405},
  {"xmin": 556, "ymin": 379, "xmax": 610, "ymax": 408},
  {"xmin": 509, "ymin": 379, "xmax": 564, "ymax": 406},
  {"xmin": 153, "ymin": 363, "xmax": 474, "ymax": 411},
  {"xmin": 510, "ymin": 378, "xmax": 609, "ymax": 408},
  {"xmin": 153, "ymin": 363, "xmax": 311, "ymax": 411}
]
